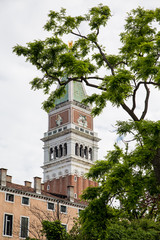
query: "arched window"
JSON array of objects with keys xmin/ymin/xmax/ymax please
[
  {"xmin": 84, "ymin": 146, "xmax": 88, "ymax": 159},
  {"xmin": 80, "ymin": 145, "xmax": 84, "ymax": 157},
  {"xmin": 59, "ymin": 145, "xmax": 63, "ymax": 157},
  {"xmin": 50, "ymin": 148, "xmax": 54, "ymax": 161},
  {"xmin": 75, "ymin": 143, "xmax": 79, "ymax": 156},
  {"xmin": 89, "ymin": 148, "xmax": 92, "ymax": 160},
  {"xmin": 54, "ymin": 146, "xmax": 58, "ymax": 159},
  {"xmin": 64, "ymin": 143, "xmax": 67, "ymax": 156}
]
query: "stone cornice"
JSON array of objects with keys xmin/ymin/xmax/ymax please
[
  {"xmin": 41, "ymin": 156, "xmax": 94, "ymax": 170},
  {"xmin": 41, "ymin": 128, "xmax": 100, "ymax": 142},
  {"xmin": 0, "ymin": 185, "xmax": 86, "ymax": 208},
  {"xmin": 50, "ymin": 100, "xmax": 91, "ymax": 112}
]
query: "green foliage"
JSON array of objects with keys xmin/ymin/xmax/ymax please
[
  {"xmin": 69, "ymin": 219, "xmax": 82, "ymax": 240},
  {"xmin": 87, "ymin": 4, "xmax": 111, "ymax": 30},
  {"xmin": 26, "ymin": 238, "xmax": 38, "ymax": 240},
  {"xmin": 13, "ymin": 4, "xmax": 160, "ymax": 115},
  {"xmin": 116, "ymin": 120, "xmax": 160, "ymax": 155},
  {"xmin": 79, "ymin": 198, "xmax": 118, "ymax": 240},
  {"xmin": 105, "ymin": 219, "xmax": 160, "ymax": 240},
  {"xmin": 81, "ymin": 186, "xmax": 101, "ymax": 200},
  {"xmin": 120, "ymin": 7, "xmax": 160, "ymax": 82},
  {"xmin": 77, "ymin": 119, "xmax": 160, "ymax": 239},
  {"xmin": 42, "ymin": 86, "xmax": 66, "ymax": 111},
  {"xmin": 68, "ymin": 216, "xmax": 160, "ymax": 240},
  {"xmin": 41, "ymin": 220, "xmax": 70, "ymax": 240}
]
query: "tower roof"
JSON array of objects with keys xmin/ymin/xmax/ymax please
[
  {"xmin": 54, "ymin": 76, "xmax": 87, "ymax": 106},
  {"xmin": 73, "ymin": 81, "xmax": 86, "ymax": 102}
]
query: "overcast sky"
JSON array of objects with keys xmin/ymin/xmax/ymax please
[{"xmin": 0, "ymin": 0, "xmax": 159, "ymax": 185}]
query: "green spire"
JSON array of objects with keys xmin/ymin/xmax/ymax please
[
  {"xmin": 54, "ymin": 75, "xmax": 69, "ymax": 105},
  {"xmin": 73, "ymin": 81, "xmax": 86, "ymax": 102},
  {"xmin": 55, "ymin": 76, "xmax": 86, "ymax": 106}
]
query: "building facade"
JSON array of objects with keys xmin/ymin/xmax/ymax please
[
  {"xmin": 0, "ymin": 168, "xmax": 86, "ymax": 239},
  {"xmin": 0, "ymin": 80, "xmax": 99, "ymax": 239}
]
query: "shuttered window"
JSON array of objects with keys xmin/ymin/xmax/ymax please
[{"xmin": 20, "ymin": 217, "xmax": 29, "ymax": 238}]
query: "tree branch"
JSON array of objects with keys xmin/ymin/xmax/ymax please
[
  {"xmin": 76, "ymin": 27, "xmax": 82, "ymax": 36},
  {"xmin": 71, "ymin": 30, "xmax": 115, "ymax": 75},
  {"xmin": 113, "ymin": 61, "xmax": 127, "ymax": 68},
  {"xmin": 140, "ymin": 83, "xmax": 150, "ymax": 120},
  {"xmin": 71, "ymin": 30, "xmax": 88, "ymax": 40},
  {"xmin": 140, "ymin": 81, "xmax": 160, "ymax": 87},
  {"xmin": 57, "ymin": 76, "xmax": 105, "ymax": 90},
  {"xmin": 94, "ymin": 41, "xmax": 115, "ymax": 75},
  {"xmin": 81, "ymin": 76, "xmax": 105, "ymax": 90},
  {"xmin": 121, "ymin": 102, "xmax": 139, "ymax": 121},
  {"xmin": 131, "ymin": 81, "xmax": 141, "ymax": 112},
  {"xmin": 96, "ymin": 27, "xmax": 99, "ymax": 36}
]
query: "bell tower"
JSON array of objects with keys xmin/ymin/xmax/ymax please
[{"xmin": 41, "ymin": 77, "xmax": 100, "ymax": 199}]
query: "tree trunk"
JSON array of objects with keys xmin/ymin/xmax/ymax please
[{"xmin": 152, "ymin": 148, "xmax": 160, "ymax": 185}]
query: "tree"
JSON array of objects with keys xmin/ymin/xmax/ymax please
[
  {"xmin": 104, "ymin": 219, "xmax": 160, "ymax": 240},
  {"xmin": 77, "ymin": 120, "xmax": 160, "ymax": 239},
  {"xmin": 41, "ymin": 220, "xmax": 70, "ymax": 240},
  {"xmin": 13, "ymin": 4, "xmax": 160, "ymax": 183},
  {"xmin": 26, "ymin": 220, "xmax": 70, "ymax": 240},
  {"xmin": 13, "ymin": 5, "xmax": 160, "ymax": 239},
  {"xmin": 69, "ymin": 206, "xmax": 160, "ymax": 240}
]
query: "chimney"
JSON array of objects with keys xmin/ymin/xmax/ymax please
[
  {"xmin": 0, "ymin": 168, "xmax": 7, "ymax": 186},
  {"xmin": 34, "ymin": 177, "xmax": 41, "ymax": 194},
  {"xmin": 67, "ymin": 185, "xmax": 74, "ymax": 202},
  {"xmin": 6, "ymin": 175, "xmax": 12, "ymax": 183},
  {"xmin": 24, "ymin": 181, "xmax": 32, "ymax": 188},
  {"xmin": 41, "ymin": 183, "xmax": 44, "ymax": 191}
]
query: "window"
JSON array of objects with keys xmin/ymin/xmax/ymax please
[
  {"xmin": 61, "ymin": 224, "xmax": 67, "ymax": 231},
  {"xmin": 80, "ymin": 128, "xmax": 84, "ymax": 132},
  {"xmin": 55, "ymin": 146, "xmax": 58, "ymax": 158},
  {"xmin": 20, "ymin": 217, "xmax": 29, "ymax": 238},
  {"xmin": 74, "ymin": 193, "xmax": 77, "ymax": 198},
  {"xmin": 50, "ymin": 148, "xmax": 54, "ymax": 160},
  {"xmin": 60, "ymin": 205, "xmax": 67, "ymax": 213},
  {"xmin": 59, "ymin": 145, "xmax": 63, "ymax": 157},
  {"xmin": 75, "ymin": 143, "xmax": 79, "ymax": 156},
  {"xmin": 48, "ymin": 202, "xmax": 54, "ymax": 210},
  {"xmin": 22, "ymin": 197, "xmax": 29, "ymax": 205},
  {"xmin": 64, "ymin": 143, "xmax": 67, "ymax": 156},
  {"xmin": 74, "ymin": 176, "xmax": 77, "ymax": 182},
  {"xmin": 6, "ymin": 193, "xmax": 14, "ymax": 202},
  {"xmin": 80, "ymin": 145, "xmax": 84, "ymax": 157},
  {"xmin": 47, "ymin": 185, "xmax": 50, "ymax": 190},
  {"xmin": 3, "ymin": 214, "xmax": 13, "ymax": 236},
  {"xmin": 84, "ymin": 146, "xmax": 88, "ymax": 159},
  {"xmin": 89, "ymin": 148, "xmax": 92, "ymax": 160}
]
